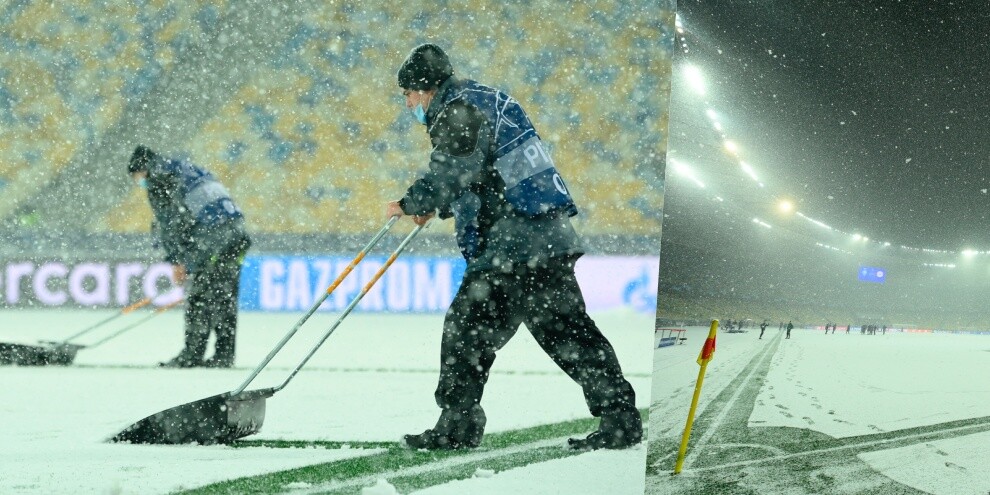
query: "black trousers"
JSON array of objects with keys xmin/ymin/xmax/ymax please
[
  {"xmin": 181, "ymin": 239, "xmax": 248, "ymax": 361},
  {"xmin": 435, "ymin": 257, "xmax": 637, "ymax": 418}
]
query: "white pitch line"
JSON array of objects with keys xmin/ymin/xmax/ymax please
[
  {"xmin": 687, "ymin": 420, "xmax": 990, "ymax": 473},
  {"xmin": 683, "ymin": 333, "xmax": 780, "ymax": 469},
  {"xmin": 287, "ymin": 435, "xmax": 577, "ymax": 494}
]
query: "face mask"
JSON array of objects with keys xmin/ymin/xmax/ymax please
[
  {"xmin": 413, "ymin": 103, "xmax": 427, "ymax": 125},
  {"xmin": 135, "ymin": 178, "xmax": 148, "ymax": 189}
]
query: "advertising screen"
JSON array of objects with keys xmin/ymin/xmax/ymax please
[{"xmin": 858, "ymin": 266, "xmax": 887, "ymax": 284}]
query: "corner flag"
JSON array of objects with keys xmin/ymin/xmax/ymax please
[
  {"xmin": 675, "ymin": 319, "xmax": 720, "ymax": 475},
  {"xmin": 696, "ymin": 321, "xmax": 717, "ymax": 366}
]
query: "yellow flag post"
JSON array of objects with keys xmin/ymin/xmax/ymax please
[{"xmin": 672, "ymin": 319, "xmax": 719, "ymax": 475}]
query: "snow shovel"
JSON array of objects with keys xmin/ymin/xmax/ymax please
[
  {"xmin": 36, "ymin": 298, "xmax": 185, "ymax": 365},
  {"xmin": 0, "ymin": 297, "xmax": 156, "ymax": 366},
  {"xmin": 111, "ymin": 216, "xmax": 426, "ymax": 445}
]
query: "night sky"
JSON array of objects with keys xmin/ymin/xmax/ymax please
[{"xmin": 668, "ymin": 0, "xmax": 990, "ymax": 251}]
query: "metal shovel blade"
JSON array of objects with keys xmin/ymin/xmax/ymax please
[
  {"xmin": 0, "ymin": 342, "xmax": 83, "ymax": 366},
  {"xmin": 110, "ymin": 387, "xmax": 275, "ymax": 445}
]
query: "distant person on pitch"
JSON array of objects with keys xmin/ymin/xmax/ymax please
[
  {"xmin": 759, "ymin": 320, "xmax": 768, "ymax": 339},
  {"xmin": 786, "ymin": 321, "xmax": 794, "ymax": 339},
  {"xmin": 386, "ymin": 43, "xmax": 641, "ymax": 451},
  {"xmin": 128, "ymin": 145, "xmax": 251, "ymax": 368}
]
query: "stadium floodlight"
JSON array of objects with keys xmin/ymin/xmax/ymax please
[
  {"xmin": 883, "ymin": 242, "xmax": 891, "ymax": 247},
  {"xmin": 669, "ymin": 158, "xmax": 705, "ymax": 189},
  {"xmin": 852, "ymin": 233, "xmax": 862, "ymax": 241},
  {"xmin": 962, "ymin": 249, "xmax": 978, "ymax": 258},
  {"xmin": 683, "ymin": 64, "xmax": 706, "ymax": 96},
  {"xmin": 705, "ymin": 108, "xmax": 718, "ymax": 120},
  {"xmin": 777, "ymin": 199, "xmax": 794, "ymax": 214},
  {"xmin": 713, "ymin": 121, "xmax": 723, "ymax": 132},
  {"xmin": 795, "ymin": 211, "xmax": 832, "ymax": 230},
  {"xmin": 723, "ymin": 140, "xmax": 739, "ymax": 154},
  {"xmin": 739, "ymin": 161, "xmax": 759, "ymax": 181}
]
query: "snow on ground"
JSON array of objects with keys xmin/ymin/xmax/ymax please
[
  {"xmin": 647, "ymin": 326, "xmax": 990, "ymax": 494},
  {"xmin": 1, "ymin": 308, "xmax": 653, "ymax": 494},
  {"xmin": 751, "ymin": 328, "xmax": 990, "ymax": 437},
  {"xmin": 859, "ymin": 430, "xmax": 990, "ymax": 495},
  {"xmin": 411, "ymin": 446, "xmax": 646, "ymax": 495}
]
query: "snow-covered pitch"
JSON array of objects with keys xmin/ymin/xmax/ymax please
[
  {"xmin": 647, "ymin": 326, "xmax": 990, "ymax": 494},
  {"xmin": 1, "ymin": 308, "xmax": 653, "ymax": 494}
]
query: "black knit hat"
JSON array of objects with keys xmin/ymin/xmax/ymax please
[
  {"xmin": 128, "ymin": 145, "xmax": 155, "ymax": 174},
  {"xmin": 397, "ymin": 43, "xmax": 453, "ymax": 90}
]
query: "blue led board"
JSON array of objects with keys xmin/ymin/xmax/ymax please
[{"xmin": 858, "ymin": 266, "xmax": 886, "ymax": 284}]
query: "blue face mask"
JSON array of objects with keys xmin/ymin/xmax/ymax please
[
  {"xmin": 413, "ymin": 103, "xmax": 427, "ymax": 125},
  {"xmin": 136, "ymin": 178, "xmax": 148, "ymax": 189}
]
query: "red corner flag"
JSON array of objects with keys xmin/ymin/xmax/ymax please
[{"xmin": 696, "ymin": 320, "xmax": 718, "ymax": 366}]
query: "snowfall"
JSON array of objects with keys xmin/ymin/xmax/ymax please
[
  {"xmin": 647, "ymin": 325, "xmax": 990, "ymax": 494},
  {"xmin": 0, "ymin": 308, "xmax": 653, "ymax": 494}
]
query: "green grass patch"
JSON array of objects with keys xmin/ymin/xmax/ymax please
[{"xmin": 181, "ymin": 411, "xmax": 647, "ymax": 494}]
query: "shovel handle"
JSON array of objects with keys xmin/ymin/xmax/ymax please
[
  {"xmin": 121, "ymin": 297, "xmax": 153, "ymax": 314},
  {"xmin": 58, "ymin": 297, "xmax": 153, "ymax": 343},
  {"xmin": 154, "ymin": 297, "xmax": 185, "ymax": 313},
  {"xmin": 85, "ymin": 299, "xmax": 185, "ymax": 348},
  {"xmin": 231, "ymin": 216, "xmax": 400, "ymax": 395},
  {"xmin": 268, "ymin": 219, "xmax": 430, "ymax": 394}
]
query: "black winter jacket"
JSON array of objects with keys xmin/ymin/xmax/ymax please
[{"xmin": 399, "ymin": 77, "xmax": 583, "ymax": 273}]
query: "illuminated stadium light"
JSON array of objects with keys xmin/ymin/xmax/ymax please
[
  {"xmin": 923, "ymin": 263, "xmax": 957, "ymax": 268},
  {"xmin": 778, "ymin": 200, "xmax": 795, "ymax": 214},
  {"xmin": 739, "ymin": 161, "xmax": 759, "ymax": 181},
  {"xmin": 669, "ymin": 158, "xmax": 705, "ymax": 189},
  {"xmin": 752, "ymin": 218, "xmax": 772, "ymax": 229},
  {"xmin": 714, "ymin": 196, "xmax": 724, "ymax": 202},
  {"xmin": 815, "ymin": 242, "xmax": 852, "ymax": 255},
  {"xmin": 675, "ymin": 20, "xmax": 990, "ymax": 261},
  {"xmin": 683, "ymin": 64, "xmax": 706, "ymax": 95}
]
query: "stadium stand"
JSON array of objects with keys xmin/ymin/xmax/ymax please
[
  {"xmin": 0, "ymin": 1, "xmax": 229, "ymax": 223},
  {"xmin": 0, "ymin": 2, "xmax": 673, "ymax": 239}
]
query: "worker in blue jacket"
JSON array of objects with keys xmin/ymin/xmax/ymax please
[{"xmin": 128, "ymin": 145, "xmax": 250, "ymax": 368}]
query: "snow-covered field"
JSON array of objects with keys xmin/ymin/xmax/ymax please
[
  {"xmin": 647, "ymin": 326, "xmax": 990, "ymax": 494},
  {"xmin": 0, "ymin": 308, "xmax": 653, "ymax": 494}
]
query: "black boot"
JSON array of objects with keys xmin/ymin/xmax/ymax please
[
  {"xmin": 402, "ymin": 405, "xmax": 486, "ymax": 450},
  {"xmin": 202, "ymin": 355, "xmax": 233, "ymax": 368},
  {"xmin": 158, "ymin": 353, "xmax": 203, "ymax": 368},
  {"xmin": 568, "ymin": 407, "xmax": 643, "ymax": 451}
]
